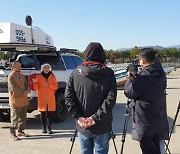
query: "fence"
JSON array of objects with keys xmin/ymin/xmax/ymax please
[{"xmin": 162, "ymin": 62, "xmax": 180, "ymax": 68}]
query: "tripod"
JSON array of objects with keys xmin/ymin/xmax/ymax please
[
  {"xmin": 69, "ymin": 129, "xmax": 78, "ymax": 154},
  {"xmin": 165, "ymin": 101, "xmax": 180, "ymax": 154},
  {"xmin": 120, "ymin": 99, "xmax": 131, "ymax": 154},
  {"xmin": 69, "ymin": 130, "xmax": 118, "ymax": 154}
]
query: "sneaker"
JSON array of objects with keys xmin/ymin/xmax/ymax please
[
  {"xmin": 18, "ymin": 131, "xmax": 31, "ymax": 137},
  {"xmin": 11, "ymin": 133, "xmax": 20, "ymax": 141},
  {"xmin": 42, "ymin": 129, "xmax": 47, "ymax": 133},
  {"xmin": 47, "ymin": 129, "xmax": 53, "ymax": 134}
]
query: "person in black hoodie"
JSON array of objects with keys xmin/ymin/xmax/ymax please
[
  {"xmin": 124, "ymin": 48, "xmax": 167, "ymax": 154},
  {"xmin": 65, "ymin": 42, "xmax": 117, "ymax": 154}
]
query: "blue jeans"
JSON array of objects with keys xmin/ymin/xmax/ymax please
[
  {"xmin": 160, "ymin": 140, "xmax": 165, "ymax": 154},
  {"xmin": 78, "ymin": 132, "xmax": 111, "ymax": 154}
]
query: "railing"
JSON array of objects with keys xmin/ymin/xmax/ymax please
[{"xmin": 162, "ymin": 62, "xmax": 180, "ymax": 68}]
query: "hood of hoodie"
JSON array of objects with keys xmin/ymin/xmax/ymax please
[
  {"xmin": 84, "ymin": 42, "xmax": 105, "ymax": 64},
  {"xmin": 77, "ymin": 64, "xmax": 114, "ymax": 80},
  {"xmin": 140, "ymin": 64, "xmax": 166, "ymax": 86}
]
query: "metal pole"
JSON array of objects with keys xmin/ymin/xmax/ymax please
[
  {"xmin": 165, "ymin": 101, "xmax": 180, "ymax": 153},
  {"xmin": 69, "ymin": 130, "xmax": 77, "ymax": 154},
  {"xmin": 120, "ymin": 100, "xmax": 131, "ymax": 154},
  {"xmin": 111, "ymin": 132, "xmax": 118, "ymax": 154},
  {"xmin": 30, "ymin": 25, "xmax": 34, "ymax": 44}
]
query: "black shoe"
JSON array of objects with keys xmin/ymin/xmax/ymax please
[
  {"xmin": 48, "ymin": 130, "xmax": 53, "ymax": 134},
  {"xmin": 42, "ymin": 129, "xmax": 47, "ymax": 133}
]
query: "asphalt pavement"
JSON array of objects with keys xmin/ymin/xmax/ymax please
[{"xmin": 0, "ymin": 69, "xmax": 180, "ymax": 154}]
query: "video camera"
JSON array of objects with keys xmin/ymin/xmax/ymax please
[{"xmin": 127, "ymin": 64, "xmax": 140, "ymax": 76}]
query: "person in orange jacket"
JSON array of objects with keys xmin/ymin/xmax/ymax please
[{"xmin": 32, "ymin": 63, "xmax": 58, "ymax": 134}]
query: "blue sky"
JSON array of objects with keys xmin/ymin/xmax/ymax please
[{"xmin": 1, "ymin": 0, "xmax": 180, "ymax": 51}]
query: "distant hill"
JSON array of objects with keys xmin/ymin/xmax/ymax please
[
  {"xmin": 117, "ymin": 45, "xmax": 164, "ymax": 51},
  {"xmin": 166, "ymin": 45, "xmax": 180, "ymax": 49},
  {"xmin": 117, "ymin": 48, "xmax": 132, "ymax": 51},
  {"xmin": 117, "ymin": 45, "xmax": 180, "ymax": 51},
  {"xmin": 142, "ymin": 45, "xmax": 164, "ymax": 50}
]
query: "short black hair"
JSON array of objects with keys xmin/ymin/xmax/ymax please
[
  {"xmin": 139, "ymin": 48, "xmax": 156, "ymax": 63},
  {"xmin": 11, "ymin": 61, "xmax": 20, "ymax": 67}
]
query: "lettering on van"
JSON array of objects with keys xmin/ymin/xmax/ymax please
[
  {"xmin": 46, "ymin": 37, "xmax": 50, "ymax": 45},
  {"xmin": 15, "ymin": 29, "xmax": 26, "ymax": 43}
]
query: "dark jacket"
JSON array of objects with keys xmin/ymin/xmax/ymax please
[
  {"xmin": 124, "ymin": 64, "xmax": 167, "ymax": 140},
  {"xmin": 65, "ymin": 64, "xmax": 117, "ymax": 134},
  {"xmin": 154, "ymin": 59, "xmax": 169, "ymax": 140},
  {"xmin": 160, "ymin": 91, "xmax": 169, "ymax": 140}
]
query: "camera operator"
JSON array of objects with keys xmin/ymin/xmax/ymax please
[
  {"xmin": 124, "ymin": 48, "xmax": 167, "ymax": 154},
  {"xmin": 154, "ymin": 58, "xmax": 169, "ymax": 154}
]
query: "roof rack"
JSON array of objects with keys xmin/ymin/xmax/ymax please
[
  {"xmin": 0, "ymin": 43, "xmax": 56, "ymax": 52},
  {"xmin": 59, "ymin": 48, "xmax": 79, "ymax": 54}
]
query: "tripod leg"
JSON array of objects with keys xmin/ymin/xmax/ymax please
[
  {"xmin": 111, "ymin": 132, "xmax": 118, "ymax": 154},
  {"xmin": 120, "ymin": 100, "xmax": 131, "ymax": 154},
  {"xmin": 165, "ymin": 101, "xmax": 180, "ymax": 153},
  {"xmin": 69, "ymin": 130, "xmax": 77, "ymax": 154},
  {"xmin": 120, "ymin": 112, "xmax": 130, "ymax": 154},
  {"xmin": 164, "ymin": 141, "xmax": 171, "ymax": 154}
]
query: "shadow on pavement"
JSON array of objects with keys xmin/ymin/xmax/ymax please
[{"xmin": 0, "ymin": 102, "xmax": 176, "ymax": 140}]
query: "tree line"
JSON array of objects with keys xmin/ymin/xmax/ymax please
[
  {"xmin": 0, "ymin": 51, "xmax": 14, "ymax": 60},
  {"xmin": 1, "ymin": 47, "xmax": 180, "ymax": 64},
  {"xmin": 77, "ymin": 47, "xmax": 180, "ymax": 63}
]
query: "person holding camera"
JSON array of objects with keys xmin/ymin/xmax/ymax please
[
  {"xmin": 154, "ymin": 58, "xmax": 169, "ymax": 154},
  {"xmin": 65, "ymin": 42, "xmax": 117, "ymax": 154},
  {"xmin": 124, "ymin": 48, "xmax": 167, "ymax": 154}
]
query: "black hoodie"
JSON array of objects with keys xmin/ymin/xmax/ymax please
[{"xmin": 65, "ymin": 42, "xmax": 117, "ymax": 134}]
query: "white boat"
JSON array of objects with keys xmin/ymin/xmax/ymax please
[
  {"xmin": 114, "ymin": 68, "xmax": 128, "ymax": 79},
  {"xmin": 163, "ymin": 67, "xmax": 175, "ymax": 74},
  {"xmin": 107, "ymin": 63, "xmax": 128, "ymax": 87},
  {"xmin": 107, "ymin": 63, "xmax": 128, "ymax": 72}
]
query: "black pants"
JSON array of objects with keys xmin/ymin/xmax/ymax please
[
  {"xmin": 40, "ymin": 111, "xmax": 53, "ymax": 130},
  {"xmin": 140, "ymin": 132, "xmax": 161, "ymax": 154}
]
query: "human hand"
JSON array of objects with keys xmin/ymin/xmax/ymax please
[
  {"xmin": 77, "ymin": 117, "xmax": 88, "ymax": 128},
  {"xmin": 84, "ymin": 117, "xmax": 95, "ymax": 127},
  {"xmin": 32, "ymin": 78, "xmax": 37, "ymax": 84},
  {"xmin": 24, "ymin": 90, "xmax": 29, "ymax": 97},
  {"xmin": 77, "ymin": 117, "xmax": 96, "ymax": 128},
  {"xmin": 127, "ymin": 73, "xmax": 135, "ymax": 80}
]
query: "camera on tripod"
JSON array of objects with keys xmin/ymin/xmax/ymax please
[{"xmin": 127, "ymin": 64, "xmax": 140, "ymax": 76}]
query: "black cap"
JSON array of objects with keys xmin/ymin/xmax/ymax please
[{"xmin": 84, "ymin": 42, "xmax": 105, "ymax": 64}]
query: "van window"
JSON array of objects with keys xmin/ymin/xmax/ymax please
[
  {"xmin": 62, "ymin": 56, "xmax": 76, "ymax": 69},
  {"xmin": 73, "ymin": 56, "xmax": 83, "ymax": 67},
  {"xmin": 19, "ymin": 56, "xmax": 36, "ymax": 68},
  {"xmin": 62, "ymin": 55, "xmax": 83, "ymax": 69},
  {"xmin": 36, "ymin": 54, "xmax": 65, "ymax": 69}
]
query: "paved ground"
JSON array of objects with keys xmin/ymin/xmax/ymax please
[{"xmin": 0, "ymin": 69, "xmax": 180, "ymax": 154}]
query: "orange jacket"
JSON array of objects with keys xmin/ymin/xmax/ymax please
[{"xmin": 33, "ymin": 73, "xmax": 58, "ymax": 112}]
